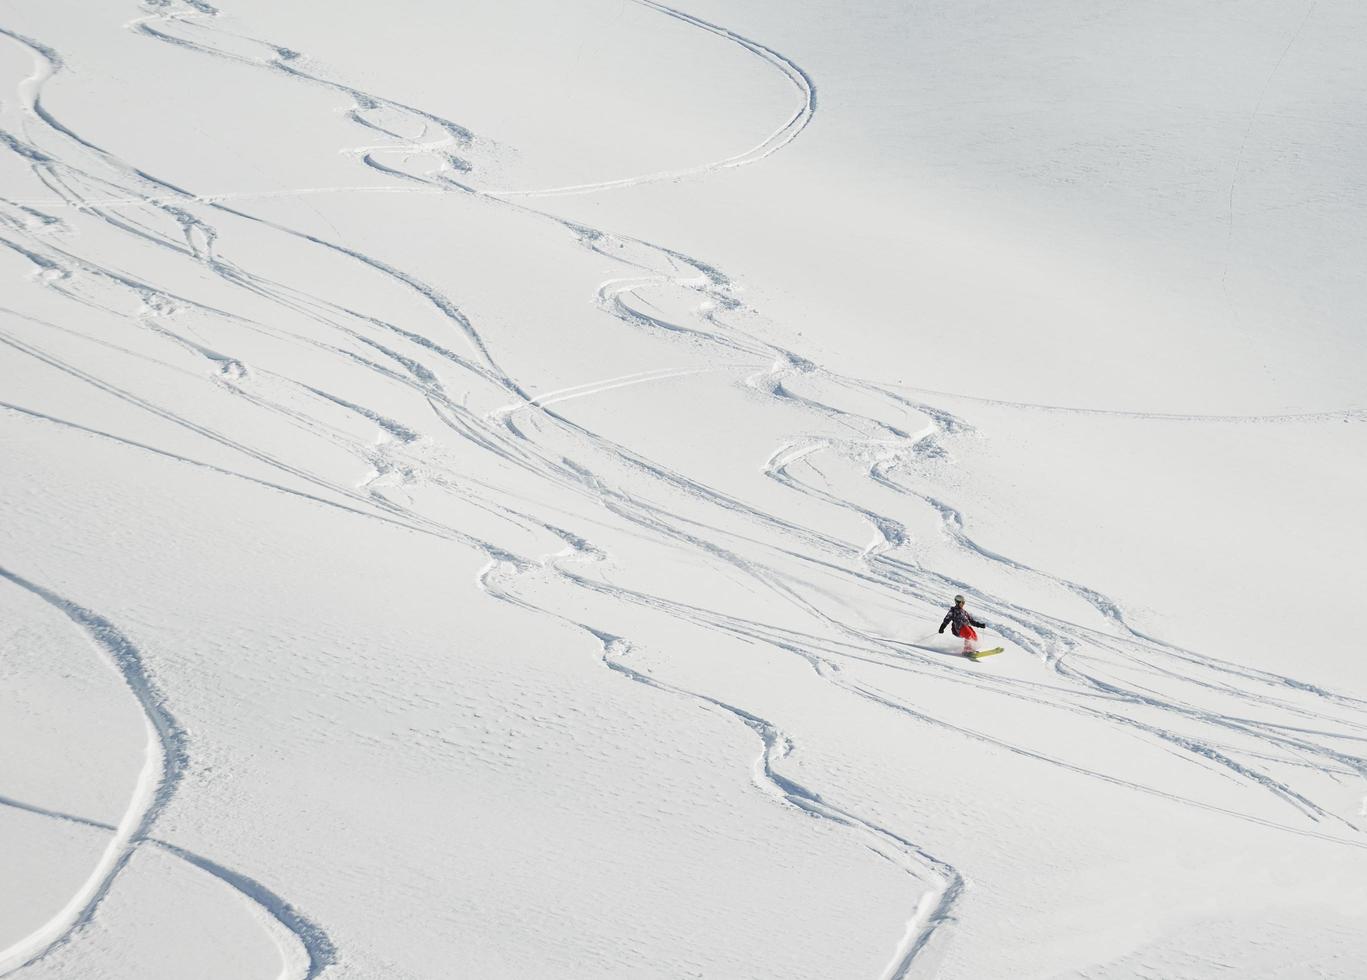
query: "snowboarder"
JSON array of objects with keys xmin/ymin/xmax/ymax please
[{"xmin": 939, "ymin": 594, "xmax": 987, "ymax": 656}]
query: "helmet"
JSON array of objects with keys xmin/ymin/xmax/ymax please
[{"xmin": 954, "ymin": 594, "xmax": 965, "ymax": 604}]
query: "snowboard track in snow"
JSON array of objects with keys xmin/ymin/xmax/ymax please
[
  {"xmin": 0, "ymin": 567, "xmax": 183, "ymax": 975},
  {"xmin": 2, "ymin": 2, "xmax": 1366, "ymax": 977},
  {"xmin": 0, "ymin": 567, "xmax": 334, "ymax": 980},
  {"xmin": 0, "ymin": 791, "xmax": 336, "ymax": 980}
]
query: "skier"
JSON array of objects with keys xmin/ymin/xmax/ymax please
[{"xmin": 939, "ymin": 594, "xmax": 987, "ymax": 656}]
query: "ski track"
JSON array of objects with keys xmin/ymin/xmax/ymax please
[
  {"xmin": 2, "ymin": 2, "xmax": 1366, "ymax": 978},
  {"xmin": 0, "ymin": 567, "xmax": 179, "ymax": 976},
  {"xmin": 482, "ymin": 0, "xmax": 817, "ymax": 198},
  {"xmin": 0, "ymin": 568, "xmax": 335, "ymax": 980},
  {"xmin": 589, "ymin": 632, "xmax": 964, "ymax": 980},
  {"xmin": 0, "ymin": 792, "xmax": 334, "ymax": 980}
]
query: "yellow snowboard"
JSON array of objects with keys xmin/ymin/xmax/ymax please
[{"xmin": 965, "ymin": 647, "xmax": 1005, "ymax": 660}]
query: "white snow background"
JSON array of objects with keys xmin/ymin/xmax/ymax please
[{"xmin": 1, "ymin": 1, "xmax": 1365, "ymax": 978}]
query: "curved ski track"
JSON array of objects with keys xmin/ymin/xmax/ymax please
[
  {"xmin": 481, "ymin": 0, "xmax": 817, "ymax": 198},
  {"xmin": 0, "ymin": 568, "xmax": 336, "ymax": 980},
  {"xmin": 1, "ymin": 3, "xmax": 1365, "ymax": 978}
]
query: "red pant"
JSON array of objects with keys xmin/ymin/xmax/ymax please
[{"xmin": 959, "ymin": 623, "xmax": 978, "ymax": 651}]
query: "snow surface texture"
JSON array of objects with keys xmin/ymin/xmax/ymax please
[{"xmin": 2, "ymin": 1, "xmax": 1366, "ymax": 977}]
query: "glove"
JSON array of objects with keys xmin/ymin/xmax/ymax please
[{"xmin": 937, "ymin": 626, "xmax": 945, "ymax": 634}]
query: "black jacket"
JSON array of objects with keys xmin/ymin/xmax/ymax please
[{"xmin": 939, "ymin": 605, "xmax": 985, "ymax": 636}]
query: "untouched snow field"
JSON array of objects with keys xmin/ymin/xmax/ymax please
[{"xmin": 2, "ymin": 1, "xmax": 1366, "ymax": 977}]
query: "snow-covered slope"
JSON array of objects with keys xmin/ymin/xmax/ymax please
[{"xmin": 2, "ymin": 2, "xmax": 1365, "ymax": 978}]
